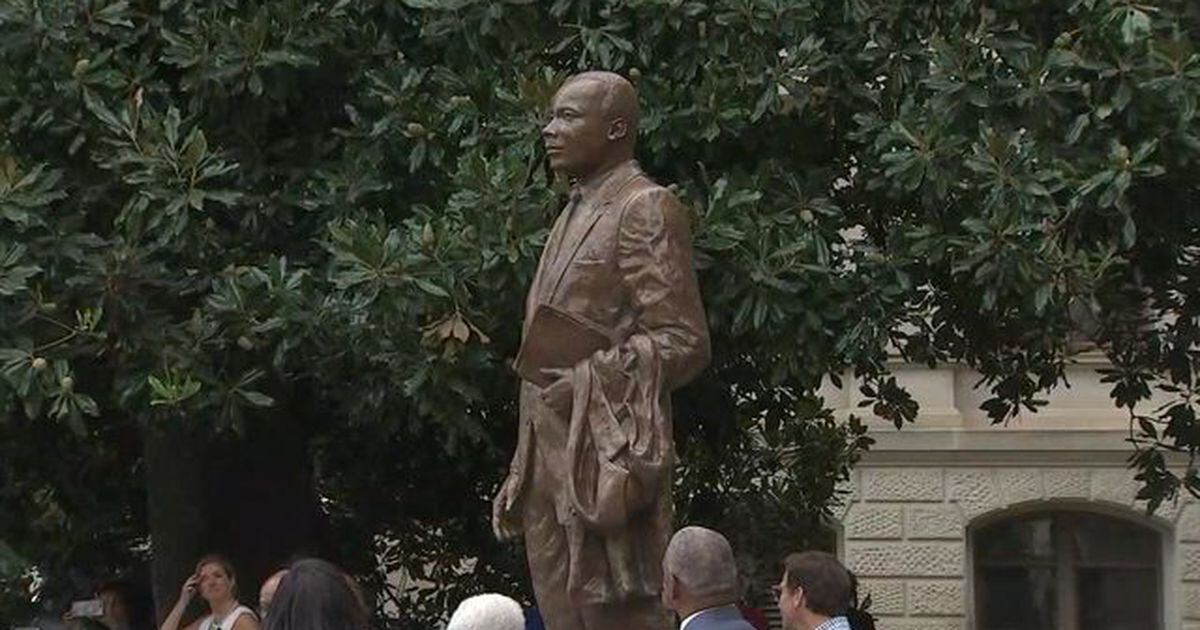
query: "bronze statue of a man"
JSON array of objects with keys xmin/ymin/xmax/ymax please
[{"xmin": 492, "ymin": 71, "xmax": 710, "ymax": 630}]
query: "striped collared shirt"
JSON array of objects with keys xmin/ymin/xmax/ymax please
[{"xmin": 813, "ymin": 616, "xmax": 852, "ymax": 630}]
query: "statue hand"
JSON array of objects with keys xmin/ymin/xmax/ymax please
[{"xmin": 492, "ymin": 476, "xmax": 522, "ymax": 542}]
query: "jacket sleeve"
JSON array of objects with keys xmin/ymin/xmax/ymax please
[{"xmin": 614, "ymin": 186, "xmax": 710, "ymax": 390}]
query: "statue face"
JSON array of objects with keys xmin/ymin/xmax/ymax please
[{"xmin": 542, "ymin": 79, "xmax": 616, "ymax": 179}]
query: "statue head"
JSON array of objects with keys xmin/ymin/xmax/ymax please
[{"xmin": 542, "ymin": 71, "xmax": 639, "ymax": 180}]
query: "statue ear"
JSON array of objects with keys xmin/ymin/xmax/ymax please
[{"xmin": 606, "ymin": 118, "xmax": 628, "ymax": 141}]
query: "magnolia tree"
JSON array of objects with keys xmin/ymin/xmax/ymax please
[{"xmin": 2, "ymin": 0, "xmax": 1199, "ymax": 626}]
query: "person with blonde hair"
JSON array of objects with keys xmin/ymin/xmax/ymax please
[{"xmin": 160, "ymin": 555, "xmax": 259, "ymax": 630}]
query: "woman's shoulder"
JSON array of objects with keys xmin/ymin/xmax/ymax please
[
  {"xmin": 184, "ymin": 615, "xmax": 210, "ymax": 630},
  {"xmin": 200, "ymin": 606, "xmax": 257, "ymax": 630},
  {"xmin": 227, "ymin": 607, "xmax": 260, "ymax": 630}
]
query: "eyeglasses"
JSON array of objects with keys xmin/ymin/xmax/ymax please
[{"xmin": 773, "ymin": 583, "xmax": 804, "ymax": 600}]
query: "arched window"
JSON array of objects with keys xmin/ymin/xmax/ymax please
[{"xmin": 972, "ymin": 509, "xmax": 1162, "ymax": 630}]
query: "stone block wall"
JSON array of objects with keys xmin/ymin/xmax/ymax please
[
  {"xmin": 837, "ymin": 465, "xmax": 1189, "ymax": 630},
  {"xmin": 1181, "ymin": 505, "xmax": 1200, "ymax": 630}
]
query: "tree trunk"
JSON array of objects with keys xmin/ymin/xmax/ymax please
[
  {"xmin": 144, "ymin": 405, "xmax": 330, "ymax": 622},
  {"xmin": 207, "ymin": 409, "xmax": 332, "ymax": 604},
  {"xmin": 144, "ymin": 420, "xmax": 209, "ymax": 624}
]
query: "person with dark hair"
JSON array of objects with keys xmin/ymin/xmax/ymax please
[
  {"xmin": 96, "ymin": 580, "xmax": 134, "ymax": 630},
  {"xmin": 261, "ymin": 558, "xmax": 369, "ymax": 630},
  {"xmin": 160, "ymin": 555, "xmax": 259, "ymax": 630},
  {"xmin": 64, "ymin": 580, "xmax": 131, "ymax": 630},
  {"xmin": 773, "ymin": 552, "xmax": 852, "ymax": 630}
]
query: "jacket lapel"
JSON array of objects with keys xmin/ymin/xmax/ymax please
[
  {"xmin": 526, "ymin": 204, "xmax": 574, "ymax": 331},
  {"xmin": 545, "ymin": 163, "xmax": 641, "ymax": 300}
]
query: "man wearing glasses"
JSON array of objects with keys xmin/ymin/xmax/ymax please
[{"xmin": 773, "ymin": 552, "xmax": 853, "ymax": 630}]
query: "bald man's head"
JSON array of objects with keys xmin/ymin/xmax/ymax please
[
  {"xmin": 542, "ymin": 71, "xmax": 639, "ymax": 179},
  {"xmin": 259, "ymin": 569, "xmax": 287, "ymax": 618},
  {"xmin": 661, "ymin": 526, "xmax": 741, "ymax": 614}
]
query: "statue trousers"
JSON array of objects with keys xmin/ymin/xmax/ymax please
[{"xmin": 522, "ymin": 438, "xmax": 672, "ymax": 630}]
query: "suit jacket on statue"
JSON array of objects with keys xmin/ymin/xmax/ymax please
[{"xmin": 504, "ymin": 159, "xmax": 710, "ymax": 605}]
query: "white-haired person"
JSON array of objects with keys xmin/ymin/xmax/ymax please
[{"xmin": 446, "ymin": 593, "xmax": 525, "ymax": 630}]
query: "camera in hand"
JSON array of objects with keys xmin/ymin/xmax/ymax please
[{"xmin": 69, "ymin": 598, "xmax": 105, "ymax": 618}]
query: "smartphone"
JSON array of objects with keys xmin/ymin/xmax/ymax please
[{"xmin": 69, "ymin": 598, "xmax": 105, "ymax": 618}]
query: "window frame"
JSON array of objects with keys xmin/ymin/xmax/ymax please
[{"xmin": 968, "ymin": 504, "xmax": 1167, "ymax": 630}]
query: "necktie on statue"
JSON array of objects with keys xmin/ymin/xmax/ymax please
[
  {"xmin": 551, "ymin": 188, "xmax": 583, "ymax": 263},
  {"xmin": 565, "ymin": 187, "xmax": 583, "ymax": 223}
]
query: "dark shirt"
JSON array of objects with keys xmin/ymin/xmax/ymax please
[{"xmin": 524, "ymin": 606, "xmax": 546, "ymax": 630}]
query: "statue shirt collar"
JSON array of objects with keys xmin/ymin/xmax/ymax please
[{"xmin": 570, "ymin": 159, "xmax": 639, "ymax": 205}]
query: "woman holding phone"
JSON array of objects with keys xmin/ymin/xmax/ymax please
[{"xmin": 160, "ymin": 555, "xmax": 259, "ymax": 630}]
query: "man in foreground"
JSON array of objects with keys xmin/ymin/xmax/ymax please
[{"xmin": 660, "ymin": 527, "xmax": 755, "ymax": 630}]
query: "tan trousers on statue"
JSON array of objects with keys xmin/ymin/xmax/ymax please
[{"xmin": 522, "ymin": 446, "xmax": 672, "ymax": 630}]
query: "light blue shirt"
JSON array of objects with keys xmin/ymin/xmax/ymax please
[{"xmin": 679, "ymin": 607, "xmax": 714, "ymax": 630}]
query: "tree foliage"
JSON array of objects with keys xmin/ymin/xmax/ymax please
[{"xmin": 2, "ymin": 0, "xmax": 1199, "ymax": 625}]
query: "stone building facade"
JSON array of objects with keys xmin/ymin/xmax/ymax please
[{"xmin": 825, "ymin": 357, "xmax": 1193, "ymax": 629}]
